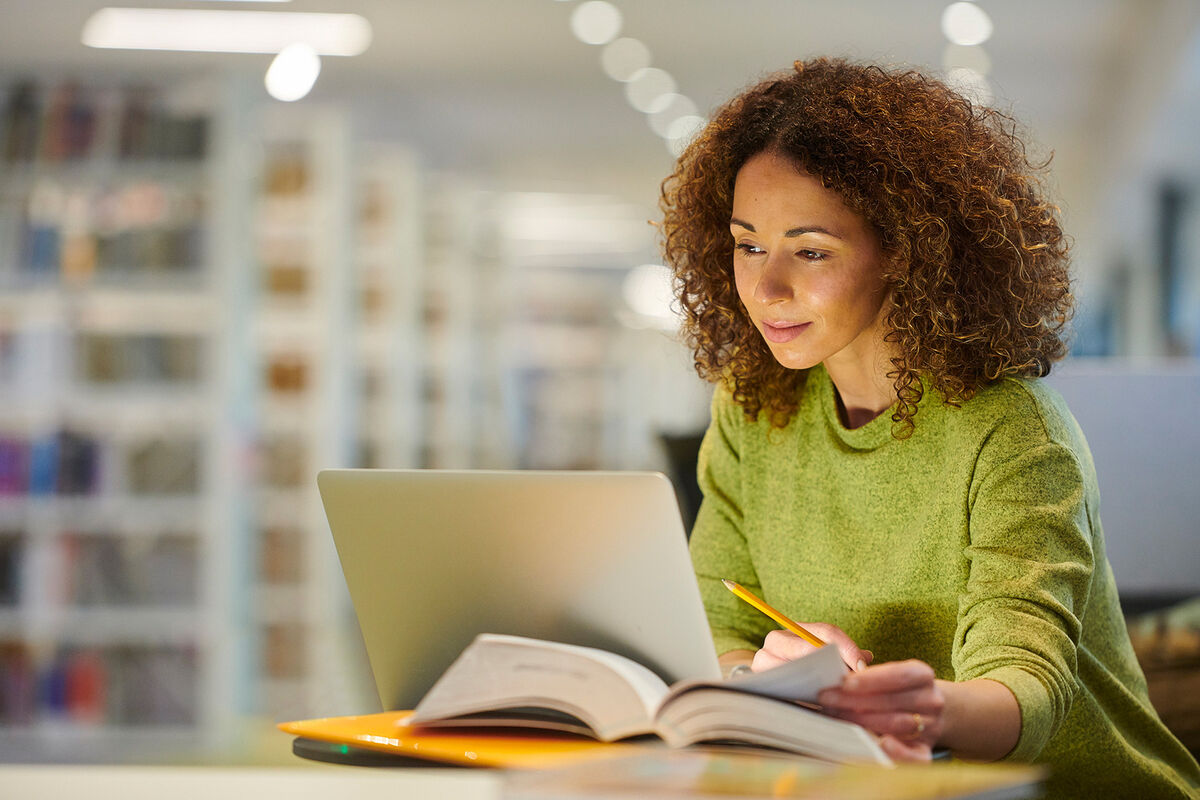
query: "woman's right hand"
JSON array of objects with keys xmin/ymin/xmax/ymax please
[{"xmin": 753, "ymin": 624, "xmax": 873, "ymax": 672}]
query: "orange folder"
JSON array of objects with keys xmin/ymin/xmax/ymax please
[{"xmin": 278, "ymin": 710, "xmax": 648, "ymax": 769}]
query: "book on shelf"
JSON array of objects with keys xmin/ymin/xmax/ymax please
[{"xmin": 407, "ymin": 632, "xmax": 891, "ymax": 766}]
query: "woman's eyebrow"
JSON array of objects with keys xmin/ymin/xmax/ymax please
[{"xmin": 730, "ymin": 217, "xmax": 840, "ymax": 238}]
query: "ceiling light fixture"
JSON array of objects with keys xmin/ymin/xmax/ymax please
[
  {"xmin": 265, "ymin": 43, "xmax": 321, "ymax": 102},
  {"xmin": 601, "ymin": 37, "xmax": 650, "ymax": 81},
  {"xmin": 559, "ymin": 2, "xmax": 709, "ymax": 158},
  {"xmin": 570, "ymin": 1, "xmax": 622, "ymax": 46},
  {"xmin": 666, "ymin": 115, "xmax": 705, "ymax": 157},
  {"xmin": 647, "ymin": 94, "xmax": 697, "ymax": 138},
  {"xmin": 941, "ymin": 2, "xmax": 993, "ymax": 47},
  {"xmin": 624, "ymin": 67, "xmax": 676, "ymax": 114},
  {"xmin": 81, "ymin": 8, "xmax": 372, "ymax": 56}
]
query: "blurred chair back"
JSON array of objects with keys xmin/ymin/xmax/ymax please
[{"xmin": 659, "ymin": 432, "xmax": 706, "ymax": 535}]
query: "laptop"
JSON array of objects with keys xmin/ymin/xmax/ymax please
[{"xmin": 317, "ymin": 469, "xmax": 722, "ymax": 712}]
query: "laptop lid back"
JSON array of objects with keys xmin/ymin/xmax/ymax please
[{"xmin": 317, "ymin": 469, "xmax": 721, "ymax": 711}]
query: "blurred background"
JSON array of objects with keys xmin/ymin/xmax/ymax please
[{"xmin": 0, "ymin": 0, "xmax": 1197, "ymax": 766}]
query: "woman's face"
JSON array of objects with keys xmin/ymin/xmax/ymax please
[{"xmin": 731, "ymin": 150, "xmax": 890, "ymax": 374}]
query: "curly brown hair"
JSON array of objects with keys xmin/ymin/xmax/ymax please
[{"xmin": 660, "ymin": 57, "xmax": 1073, "ymax": 435}]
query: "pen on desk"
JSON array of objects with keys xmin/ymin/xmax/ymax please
[{"xmin": 721, "ymin": 578, "xmax": 866, "ymax": 673}]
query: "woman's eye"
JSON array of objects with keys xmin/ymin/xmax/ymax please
[
  {"xmin": 798, "ymin": 249, "xmax": 827, "ymax": 261},
  {"xmin": 735, "ymin": 243, "xmax": 764, "ymax": 255}
]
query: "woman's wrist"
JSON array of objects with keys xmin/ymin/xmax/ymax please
[
  {"xmin": 718, "ymin": 649, "xmax": 756, "ymax": 678},
  {"xmin": 937, "ymin": 678, "xmax": 1021, "ymax": 761}
]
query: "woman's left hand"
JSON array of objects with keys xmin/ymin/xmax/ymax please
[{"xmin": 816, "ymin": 659, "xmax": 945, "ymax": 762}]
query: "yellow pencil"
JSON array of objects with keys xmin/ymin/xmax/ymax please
[{"xmin": 721, "ymin": 579, "xmax": 826, "ymax": 648}]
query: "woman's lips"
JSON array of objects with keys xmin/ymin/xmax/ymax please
[{"xmin": 760, "ymin": 320, "xmax": 811, "ymax": 343}]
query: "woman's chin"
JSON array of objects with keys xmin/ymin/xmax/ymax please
[{"xmin": 768, "ymin": 350, "xmax": 820, "ymax": 371}]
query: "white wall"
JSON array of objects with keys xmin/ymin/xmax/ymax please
[{"xmin": 1048, "ymin": 360, "xmax": 1200, "ymax": 594}]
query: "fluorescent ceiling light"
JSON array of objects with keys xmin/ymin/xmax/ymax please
[{"xmin": 82, "ymin": 8, "xmax": 372, "ymax": 56}]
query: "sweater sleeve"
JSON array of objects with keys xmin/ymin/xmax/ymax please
[
  {"xmin": 955, "ymin": 437, "xmax": 1095, "ymax": 762},
  {"xmin": 689, "ymin": 387, "xmax": 775, "ymax": 655}
]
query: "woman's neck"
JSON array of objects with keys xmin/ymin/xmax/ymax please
[{"xmin": 824, "ymin": 352, "xmax": 897, "ymax": 430}]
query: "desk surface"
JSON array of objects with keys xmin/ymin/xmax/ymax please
[
  {"xmin": 0, "ymin": 765, "xmax": 503, "ymax": 800},
  {"xmin": 0, "ymin": 756, "xmax": 1044, "ymax": 800}
]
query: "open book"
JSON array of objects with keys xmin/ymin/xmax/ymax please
[{"xmin": 409, "ymin": 633, "xmax": 891, "ymax": 766}]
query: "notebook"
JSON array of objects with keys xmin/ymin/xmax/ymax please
[{"xmin": 317, "ymin": 469, "xmax": 722, "ymax": 713}]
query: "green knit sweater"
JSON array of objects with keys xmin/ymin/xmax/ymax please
[{"xmin": 690, "ymin": 364, "xmax": 1200, "ymax": 799}]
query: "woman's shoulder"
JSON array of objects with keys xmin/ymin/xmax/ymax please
[{"xmin": 949, "ymin": 374, "xmax": 1091, "ymax": 459}]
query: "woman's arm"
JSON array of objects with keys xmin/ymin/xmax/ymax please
[
  {"xmin": 758, "ymin": 629, "xmax": 1020, "ymax": 761},
  {"xmin": 938, "ymin": 677, "xmax": 1021, "ymax": 760},
  {"xmin": 816, "ymin": 659, "xmax": 1020, "ymax": 761},
  {"xmin": 952, "ymin": 437, "xmax": 1094, "ymax": 761},
  {"xmin": 690, "ymin": 387, "xmax": 776, "ymax": 655},
  {"xmin": 826, "ymin": 422, "xmax": 1096, "ymax": 762}
]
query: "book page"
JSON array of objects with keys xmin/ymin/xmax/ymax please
[
  {"xmin": 655, "ymin": 689, "xmax": 891, "ymax": 765},
  {"xmin": 523, "ymin": 636, "xmax": 674, "ymax": 714},
  {"xmin": 662, "ymin": 643, "xmax": 846, "ymax": 705},
  {"xmin": 721, "ymin": 643, "xmax": 847, "ymax": 702},
  {"xmin": 411, "ymin": 633, "xmax": 672, "ymax": 741}
]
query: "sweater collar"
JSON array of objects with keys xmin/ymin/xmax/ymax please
[{"xmin": 812, "ymin": 364, "xmax": 897, "ymax": 451}]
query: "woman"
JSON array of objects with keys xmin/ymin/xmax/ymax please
[{"xmin": 660, "ymin": 57, "xmax": 1199, "ymax": 798}]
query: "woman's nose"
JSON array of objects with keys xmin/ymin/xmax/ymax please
[{"xmin": 754, "ymin": 253, "xmax": 794, "ymax": 304}]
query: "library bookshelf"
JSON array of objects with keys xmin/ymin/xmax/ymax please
[
  {"xmin": 0, "ymin": 76, "xmax": 246, "ymax": 762},
  {"xmin": 0, "ymin": 74, "xmax": 711, "ymax": 764}
]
